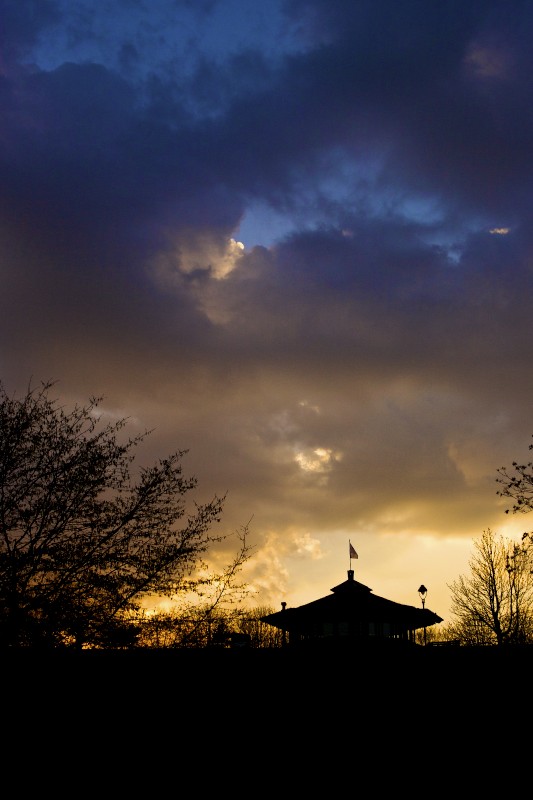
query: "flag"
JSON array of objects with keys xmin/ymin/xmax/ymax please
[{"xmin": 349, "ymin": 543, "xmax": 358, "ymax": 559}]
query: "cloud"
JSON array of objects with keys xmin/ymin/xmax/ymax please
[{"xmin": 2, "ymin": 0, "xmax": 533, "ymax": 621}]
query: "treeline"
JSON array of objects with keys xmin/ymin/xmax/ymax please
[{"xmin": 110, "ymin": 605, "xmax": 283, "ymax": 650}]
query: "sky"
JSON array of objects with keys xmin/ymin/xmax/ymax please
[{"xmin": 2, "ymin": 0, "xmax": 533, "ymax": 625}]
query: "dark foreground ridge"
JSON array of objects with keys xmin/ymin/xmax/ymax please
[
  {"xmin": 5, "ymin": 640, "xmax": 533, "ymax": 676},
  {"xmin": 6, "ymin": 643, "xmax": 530, "ymax": 731}
]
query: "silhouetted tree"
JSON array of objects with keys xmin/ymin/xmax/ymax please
[
  {"xmin": 136, "ymin": 607, "xmax": 228, "ymax": 648},
  {"xmin": 496, "ymin": 441, "xmax": 533, "ymax": 569},
  {"xmin": 136, "ymin": 604, "xmax": 283, "ymax": 649},
  {"xmin": 447, "ymin": 528, "xmax": 533, "ymax": 646},
  {"xmin": 497, "ymin": 436, "xmax": 533, "ymax": 516},
  {"xmin": 414, "ymin": 625, "xmax": 447, "ymax": 646},
  {"xmin": 0, "ymin": 380, "xmax": 251, "ymax": 649},
  {"xmin": 419, "ymin": 623, "xmax": 461, "ymax": 646},
  {"xmin": 237, "ymin": 606, "xmax": 284, "ymax": 648}
]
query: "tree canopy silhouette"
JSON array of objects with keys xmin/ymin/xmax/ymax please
[
  {"xmin": 496, "ymin": 436, "xmax": 533, "ymax": 516},
  {"xmin": 0, "ymin": 380, "xmax": 233, "ymax": 649},
  {"xmin": 447, "ymin": 528, "xmax": 533, "ymax": 646}
]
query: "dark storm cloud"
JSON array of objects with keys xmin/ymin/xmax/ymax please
[
  {"xmin": 1, "ymin": 0, "xmax": 60, "ymax": 64},
  {"xmin": 4, "ymin": 1, "xmax": 532, "ymax": 252},
  {"xmin": 2, "ymin": 0, "xmax": 533, "ymax": 617}
]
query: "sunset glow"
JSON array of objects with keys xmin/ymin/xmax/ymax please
[{"xmin": 2, "ymin": 0, "xmax": 533, "ymax": 625}]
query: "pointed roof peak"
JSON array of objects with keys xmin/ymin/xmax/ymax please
[{"xmin": 330, "ymin": 569, "xmax": 372, "ymax": 594}]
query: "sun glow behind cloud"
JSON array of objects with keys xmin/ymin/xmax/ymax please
[{"xmin": 295, "ymin": 446, "xmax": 341, "ymax": 473}]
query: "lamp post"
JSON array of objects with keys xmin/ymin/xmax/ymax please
[{"xmin": 418, "ymin": 584, "xmax": 427, "ymax": 646}]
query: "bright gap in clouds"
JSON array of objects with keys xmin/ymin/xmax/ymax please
[
  {"xmin": 236, "ymin": 151, "xmax": 477, "ymax": 253},
  {"xmin": 236, "ymin": 202, "xmax": 298, "ymax": 248}
]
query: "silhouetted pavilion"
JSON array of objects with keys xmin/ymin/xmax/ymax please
[{"xmin": 260, "ymin": 569, "xmax": 443, "ymax": 650}]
